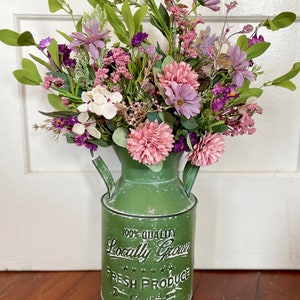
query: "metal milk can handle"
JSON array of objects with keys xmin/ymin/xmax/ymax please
[{"xmin": 92, "ymin": 155, "xmax": 200, "ymax": 198}]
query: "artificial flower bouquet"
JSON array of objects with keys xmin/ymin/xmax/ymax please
[{"xmin": 0, "ymin": 0, "xmax": 299, "ymax": 174}]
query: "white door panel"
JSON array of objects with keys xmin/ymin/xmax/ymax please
[{"xmin": 0, "ymin": 1, "xmax": 299, "ymax": 270}]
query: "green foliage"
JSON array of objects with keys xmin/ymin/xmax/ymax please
[
  {"xmin": 29, "ymin": 54, "xmax": 56, "ymax": 71},
  {"xmin": 104, "ymin": 4, "xmax": 129, "ymax": 45},
  {"xmin": 246, "ymin": 42, "xmax": 270, "ymax": 60},
  {"xmin": 13, "ymin": 58, "xmax": 42, "ymax": 85},
  {"xmin": 112, "ymin": 127, "xmax": 128, "ymax": 148},
  {"xmin": 47, "ymin": 39, "xmax": 60, "ymax": 69},
  {"xmin": 133, "ymin": 5, "xmax": 148, "ymax": 33},
  {"xmin": 147, "ymin": 161, "xmax": 163, "ymax": 172},
  {"xmin": 48, "ymin": 0, "xmax": 73, "ymax": 14},
  {"xmin": 180, "ymin": 117, "xmax": 199, "ymax": 130},
  {"xmin": 48, "ymin": 0, "xmax": 63, "ymax": 12},
  {"xmin": 17, "ymin": 31, "xmax": 36, "ymax": 46},
  {"xmin": 237, "ymin": 34, "xmax": 248, "ymax": 51},
  {"xmin": 0, "ymin": 29, "xmax": 20, "ymax": 46},
  {"xmin": 260, "ymin": 12, "xmax": 296, "ymax": 31},
  {"xmin": 270, "ymin": 62, "xmax": 300, "ymax": 89},
  {"xmin": 48, "ymin": 94, "xmax": 67, "ymax": 111},
  {"xmin": 0, "ymin": 29, "xmax": 35, "ymax": 46}
]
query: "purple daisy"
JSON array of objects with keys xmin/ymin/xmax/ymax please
[
  {"xmin": 164, "ymin": 82, "xmax": 201, "ymax": 119},
  {"xmin": 69, "ymin": 19, "xmax": 109, "ymax": 60},
  {"xmin": 39, "ymin": 37, "xmax": 52, "ymax": 51}
]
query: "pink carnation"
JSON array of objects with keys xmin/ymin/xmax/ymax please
[
  {"xmin": 187, "ymin": 132, "xmax": 224, "ymax": 166},
  {"xmin": 158, "ymin": 61, "xmax": 199, "ymax": 91},
  {"xmin": 127, "ymin": 120, "xmax": 175, "ymax": 165}
]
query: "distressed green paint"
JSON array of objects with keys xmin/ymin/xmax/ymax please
[{"xmin": 100, "ymin": 147, "xmax": 197, "ymax": 300}]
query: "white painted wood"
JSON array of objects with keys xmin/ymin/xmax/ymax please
[{"xmin": 0, "ymin": 0, "xmax": 299, "ymax": 270}]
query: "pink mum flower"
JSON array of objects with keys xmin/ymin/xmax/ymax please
[
  {"xmin": 127, "ymin": 120, "xmax": 175, "ymax": 165},
  {"xmin": 158, "ymin": 61, "xmax": 199, "ymax": 91},
  {"xmin": 187, "ymin": 132, "xmax": 225, "ymax": 166}
]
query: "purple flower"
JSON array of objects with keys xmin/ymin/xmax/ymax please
[
  {"xmin": 58, "ymin": 44, "xmax": 76, "ymax": 67},
  {"xmin": 131, "ymin": 32, "xmax": 148, "ymax": 47},
  {"xmin": 248, "ymin": 34, "xmax": 265, "ymax": 47},
  {"xmin": 164, "ymin": 82, "xmax": 201, "ymax": 119},
  {"xmin": 229, "ymin": 45, "xmax": 255, "ymax": 87},
  {"xmin": 52, "ymin": 116, "xmax": 78, "ymax": 131},
  {"xmin": 69, "ymin": 19, "xmax": 109, "ymax": 60},
  {"xmin": 212, "ymin": 83, "xmax": 238, "ymax": 111},
  {"xmin": 39, "ymin": 37, "xmax": 52, "ymax": 51},
  {"xmin": 199, "ymin": 0, "xmax": 221, "ymax": 12},
  {"xmin": 174, "ymin": 133, "xmax": 199, "ymax": 152},
  {"xmin": 84, "ymin": 142, "xmax": 98, "ymax": 152},
  {"xmin": 174, "ymin": 136, "xmax": 189, "ymax": 152}
]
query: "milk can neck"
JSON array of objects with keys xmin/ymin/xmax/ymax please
[{"xmin": 114, "ymin": 146, "xmax": 181, "ymax": 182}]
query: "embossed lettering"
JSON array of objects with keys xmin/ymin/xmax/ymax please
[
  {"xmin": 106, "ymin": 238, "xmax": 152, "ymax": 263},
  {"xmin": 156, "ymin": 238, "xmax": 190, "ymax": 262}
]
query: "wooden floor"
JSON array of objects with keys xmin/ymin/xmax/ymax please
[{"xmin": 0, "ymin": 270, "xmax": 300, "ymax": 299}]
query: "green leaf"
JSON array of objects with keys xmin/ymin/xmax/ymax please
[
  {"xmin": 147, "ymin": 112, "xmax": 161, "ymax": 123},
  {"xmin": 48, "ymin": 0, "xmax": 64, "ymax": 13},
  {"xmin": 180, "ymin": 117, "xmax": 199, "ymax": 130},
  {"xmin": 121, "ymin": 0, "xmax": 135, "ymax": 39},
  {"xmin": 48, "ymin": 94, "xmax": 67, "ymax": 110},
  {"xmin": 47, "ymin": 39, "xmax": 60, "ymax": 68},
  {"xmin": 271, "ymin": 62, "xmax": 300, "ymax": 84},
  {"xmin": 148, "ymin": 1, "xmax": 171, "ymax": 41},
  {"xmin": 161, "ymin": 55, "xmax": 174, "ymax": 69},
  {"xmin": 13, "ymin": 70, "xmax": 41, "ymax": 85},
  {"xmin": 271, "ymin": 12, "xmax": 296, "ymax": 28},
  {"xmin": 76, "ymin": 17, "xmax": 83, "ymax": 33},
  {"xmin": 235, "ymin": 88, "xmax": 263, "ymax": 103},
  {"xmin": 29, "ymin": 54, "xmax": 56, "ymax": 71},
  {"xmin": 89, "ymin": 138, "xmax": 111, "ymax": 147},
  {"xmin": 0, "ymin": 29, "xmax": 20, "ymax": 46},
  {"xmin": 158, "ymin": 111, "xmax": 176, "ymax": 127},
  {"xmin": 272, "ymin": 80, "xmax": 297, "ymax": 91},
  {"xmin": 13, "ymin": 58, "xmax": 42, "ymax": 85},
  {"xmin": 104, "ymin": 4, "xmax": 129, "ymax": 45},
  {"xmin": 112, "ymin": 127, "xmax": 128, "ymax": 148},
  {"xmin": 56, "ymin": 29, "xmax": 72, "ymax": 42},
  {"xmin": 237, "ymin": 34, "xmax": 248, "ymax": 51},
  {"xmin": 260, "ymin": 12, "xmax": 296, "ymax": 31},
  {"xmin": 147, "ymin": 161, "xmax": 163, "ymax": 172},
  {"xmin": 158, "ymin": 3, "xmax": 170, "ymax": 25},
  {"xmin": 182, "ymin": 161, "xmax": 200, "ymax": 196},
  {"xmin": 133, "ymin": 5, "xmax": 147, "ymax": 32},
  {"xmin": 17, "ymin": 31, "xmax": 36, "ymax": 46},
  {"xmin": 246, "ymin": 42, "xmax": 270, "ymax": 60}
]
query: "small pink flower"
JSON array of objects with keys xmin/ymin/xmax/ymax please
[
  {"xmin": 187, "ymin": 132, "xmax": 225, "ymax": 166},
  {"xmin": 127, "ymin": 120, "xmax": 175, "ymax": 165},
  {"xmin": 225, "ymin": 1, "xmax": 238, "ymax": 13},
  {"xmin": 43, "ymin": 75, "xmax": 54, "ymax": 89},
  {"xmin": 158, "ymin": 61, "xmax": 199, "ymax": 91}
]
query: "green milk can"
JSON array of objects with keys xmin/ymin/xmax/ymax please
[{"xmin": 94, "ymin": 146, "xmax": 197, "ymax": 300}]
